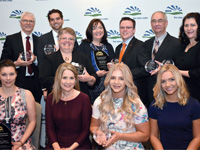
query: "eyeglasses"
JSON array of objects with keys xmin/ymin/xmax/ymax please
[
  {"xmin": 21, "ymin": 20, "xmax": 35, "ymax": 24},
  {"xmin": 151, "ymin": 19, "xmax": 164, "ymax": 24},
  {"xmin": 120, "ymin": 26, "xmax": 133, "ymax": 30},
  {"xmin": 59, "ymin": 37, "xmax": 75, "ymax": 41}
]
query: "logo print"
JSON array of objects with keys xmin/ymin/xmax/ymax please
[
  {"xmin": 107, "ymin": 30, "xmax": 121, "ymax": 39},
  {"xmin": 165, "ymin": 5, "xmax": 183, "ymax": 15},
  {"xmin": 0, "ymin": 32, "xmax": 6, "ymax": 41},
  {"xmin": 123, "ymin": 6, "xmax": 142, "ymax": 16},
  {"xmin": 33, "ymin": 31, "xmax": 43, "ymax": 37},
  {"xmin": 84, "ymin": 7, "xmax": 102, "ymax": 17},
  {"xmin": 142, "ymin": 29, "xmax": 155, "ymax": 39},
  {"xmin": 76, "ymin": 31, "xmax": 83, "ymax": 40},
  {"xmin": 9, "ymin": 10, "xmax": 23, "ymax": 19}
]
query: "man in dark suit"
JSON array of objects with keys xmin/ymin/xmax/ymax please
[
  {"xmin": 1, "ymin": 12, "xmax": 42, "ymax": 103},
  {"xmin": 37, "ymin": 9, "xmax": 78, "ymax": 68},
  {"xmin": 139, "ymin": 11, "xmax": 182, "ymax": 106},
  {"xmin": 114, "ymin": 17, "xmax": 148, "ymax": 104}
]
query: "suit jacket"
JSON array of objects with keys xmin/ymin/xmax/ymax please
[
  {"xmin": 37, "ymin": 30, "xmax": 79, "ymax": 69},
  {"xmin": 140, "ymin": 33, "xmax": 182, "ymax": 105}
]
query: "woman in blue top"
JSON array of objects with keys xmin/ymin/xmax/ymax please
[{"xmin": 149, "ymin": 64, "xmax": 200, "ymax": 150}]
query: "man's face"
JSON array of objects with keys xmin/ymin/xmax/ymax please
[
  {"xmin": 120, "ymin": 20, "xmax": 135, "ymax": 42},
  {"xmin": 20, "ymin": 15, "xmax": 35, "ymax": 35},
  {"xmin": 49, "ymin": 13, "xmax": 64, "ymax": 32},
  {"xmin": 151, "ymin": 12, "xmax": 168, "ymax": 37}
]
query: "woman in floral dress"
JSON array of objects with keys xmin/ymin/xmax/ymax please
[
  {"xmin": 0, "ymin": 59, "xmax": 36, "ymax": 150},
  {"xmin": 90, "ymin": 63, "xmax": 149, "ymax": 150}
]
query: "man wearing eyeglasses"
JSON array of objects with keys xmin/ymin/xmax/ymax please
[
  {"xmin": 1, "ymin": 11, "xmax": 42, "ymax": 103},
  {"xmin": 37, "ymin": 9, "xmax": 78, "ymax": 69},
  {"xmin": 139, "ymin": 11, "xmax": 182, "ymax": 107},
  {"xmin": 114, "ymin": 17, "xmax": 148, "ymax": 105}
]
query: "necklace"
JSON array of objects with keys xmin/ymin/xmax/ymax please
[
  {"xmin": 65, "ymin": 102, "xmax": 67, "ymax": 105},
  {"xmin": 64, "ymin": 57, "xmax": 69, "ymax": 62}
]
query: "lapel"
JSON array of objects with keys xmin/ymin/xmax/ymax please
[
  {"xmin": 121, "ymin": 37, "xmax": 136, "ymax": 61},
  {"xmin": 48, "ymin": 30, "xmax": 56, "ymax": 44},
  {"xmin": 16, "ymin": 32, "xmax": 24, "ymax": 54}
]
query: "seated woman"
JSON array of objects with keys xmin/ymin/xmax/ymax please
[
  {"xmin": 78, "ymin": 18, "xmax": 114, "ymax": 104},
  {"xmin": 149, "ymin": 64, "xmax": 200, "ymax": 150},
  {"xmin": 39, "ymin": 27, "xmax": 97, "ymax": 101},
  {"xmin": 90, "ymin": 63, "xmax": 149, "ymax": 150},
  {"xmin": 45, "ymin": 63, "xmax": 92, "ymax": 150},
  {"xmin": 0, "ymin": 59, "xmax": 36, "ymax": 150}
]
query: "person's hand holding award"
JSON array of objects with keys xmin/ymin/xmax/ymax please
[{"xmin": 93, "ymin": 127, "xmax": 111, "ymax": 146}]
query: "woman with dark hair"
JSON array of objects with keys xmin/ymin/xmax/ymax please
[
  {"xmin": 149, "ymin": 64, "xmax": 200, "ymax": 149},
  {"xmin": 45, "ymin": 63, "xmax": 92, "ymax": 150},
  {"xmin": 90, "ymin": 63, "xmax": 149, "ymax": 150},
  {"xmin": 0, "ymin": 59, "xmax": 36, "ymax": 150},
  {"xmin": 78, "ymin": 19, "xmax": 114, "ymax": 104},
  {"xmin": 176, "ymin": 12, "xmax": 200, "ymax": 101}
]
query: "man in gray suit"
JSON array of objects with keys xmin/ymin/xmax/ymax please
[{"xmin": 139, "ymin": 11, "xmax": 182, "ymax": 106}]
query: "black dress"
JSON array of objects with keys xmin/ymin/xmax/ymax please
[{"xmin": 175, "ymin": 41, "xmax": 200, "ymax": 101}]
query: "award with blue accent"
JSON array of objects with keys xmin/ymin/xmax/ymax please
[{"xmin": 93, "ymin": 50, "xmax": 109, "ymax": 71}]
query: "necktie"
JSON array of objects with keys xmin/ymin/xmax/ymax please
[
  {"xmin": 26, "ymin": 36, "xmax": 33, "ymax": 74},
  {"xmin": 152, "ymin": 39, "xmax": 159, "ymax": 60},
  {"xmin": 119, "ymin": 43, "xmax": 126, "ymax": 63}
]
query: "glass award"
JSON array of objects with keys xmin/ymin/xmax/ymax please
[
  {"xmin": 93, "ymin": 127, "xmax": 111, "ymax": 144},
  {"xmin": 44, "ymin": 44, "xmax": 55, "ymax": 55},
  {"xmin": 93, "ymin": 50, "xmax": 109, "ymax": 71},
  {"xmin": 20, "ymin": 51, "xmax": 32, "ymax": 61},
  {"xmin": 71, "ymin": 62, "xmax": 85, "ymax": 75},
  {"xmin": 113, "ymin": 59, "xmax": 119, "ymax": 64},
  {"xmin": 0, "ymin": 97, "xmax": 12, "ymax": 149},
  {"xmin": 161, "ymin": 59, "xmax": 174, "ymax": 66},
  {"xmin": 145, "ymin": 60, "xmax": 159, "ymax": 72}
]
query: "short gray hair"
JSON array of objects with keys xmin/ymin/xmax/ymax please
[
  {"xmin": 21, "ymin": 11, "xmax": 36, "ymax": 22},
  {"xmin": 151, "ymin": 11, "xmax": 168, "ymax": 21}
]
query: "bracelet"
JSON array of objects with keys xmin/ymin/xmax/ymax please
[
  {"xmin": 69, "ymin": 148, "xmax": 73, "ymax": 150},
  {"xmin": 19, "ymin": 140, "xmax": 23, "ymax": 145}
]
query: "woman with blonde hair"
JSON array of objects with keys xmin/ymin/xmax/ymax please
[
  {"xmin": 45, "ymin": 63, "xmax": 92, "ymax": 150},
  {"xmin": 90, "ymin": 63, "xmax": 149, "ymax": 150},
  {"xmin": 149, "ymin": 64, "xmax": 200, "ymax": 150}
]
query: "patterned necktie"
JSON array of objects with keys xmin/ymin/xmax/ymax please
[
  {"xmin": 152, "ymin": 39, "xmax": 159, "ymax": 60},
  {"xmin": 119, "ymin": 43, "xmax": 126, "ymax": 63},
  {"xmin": 26, "ymin": 36, "xmax": 33, "ymax": 74}
]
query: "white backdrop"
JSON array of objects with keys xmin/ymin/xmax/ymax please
[{"xmin": 0, "ymin": 0, "xmax": 199, "ymax": 147}]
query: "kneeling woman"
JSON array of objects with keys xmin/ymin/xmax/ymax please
[
  {"xmin": 149, "ymin": 64, "xmax": 200, "ymax": 149},
  {"xmin": 45, "ymin": 63, "xmax": 92, "ymax": 150},
  {"xmin": 90, "ymin": 63, "xmax": 149, "ymax": 150}
]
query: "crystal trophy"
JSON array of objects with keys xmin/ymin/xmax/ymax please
[
  {"xmin": 145, "ymin": 60, "xmax": 159, "ymax": 72},
  {"xmin": 71, "ymin": 62, "xmax": 85, "ymax": 75}
]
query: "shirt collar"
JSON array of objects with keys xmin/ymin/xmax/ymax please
[
  {"xmin": 21, "ymin": 30, "xmax": 32, "ymax": 39},
  {"xmin": 123, "ymin": 35, "xmax": 134, "ymax": 46}
]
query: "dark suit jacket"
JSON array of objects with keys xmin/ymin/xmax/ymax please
[
  {"xmin": 115, "ymin": 37, "xmax": 148, "ymax": 104},
  {"xmin": 0, "ymin": 31, "xmax": 42, "ymax": 102},
  {"xmin": 37, "ymin": 30, "xmax": 79, "ymax": 69},
  {"xmin": 140, "ymin": 33, "xmax": 182, "ymax": 105}
]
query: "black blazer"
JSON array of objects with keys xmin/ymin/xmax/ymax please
[{"xmin": 37, "ymin": 30, "xmax": 79, "ymax": 69}]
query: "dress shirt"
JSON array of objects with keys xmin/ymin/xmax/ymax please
[{"xmin": 152, "ymin": 32, "xmax": 167, "ymax": 54}]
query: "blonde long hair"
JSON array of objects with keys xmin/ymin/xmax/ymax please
[
  {"xmin": 153, "ymin": 64, "xmax": 189, "ymax": 109},
  {"xmin": 52, "ymin": 63, "xmax": 80, "ymax": 104},
  {"xmin": 99, "ymin": 63, "xmax": 140, "ymax": 129}
]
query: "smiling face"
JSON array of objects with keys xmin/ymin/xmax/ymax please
[
  {"xmin": 59, "ymin": 32, "xmax": 75, "ymax": 52},
  {"xmin": 109, "ymin": 69, "xmax": 126, "ymax": 98},
  {"xmin": 49, "ymin": 12, "xmax": 64, "ymax": 32},
  {"xmin": 184, "ymin": 18, "xmax": 198, "ymax": 41},
  {"xmin": 161, "ymin": 71, "xmax": 178, "ymax": 99},
  {"xmin": 120, "ymin": 20, "xmax": 135, "ymax": 42},
  {"xmin": 92, "ymin": 22, "xmax": 104, "ymax": 42},
  {"xmin": 0, "ymin": 67, "xmax": 17, "ymax": 88},
  {"xmin": 20, "ymin": 15, "xmax": 35, "ymax": 35},
  {"xmin": 151, "ymin": 12, "xmax": 168, "ymax": 37},
  {"xmin": 60, "ymin": 69, "xmax": 75, "ymax": 93}
]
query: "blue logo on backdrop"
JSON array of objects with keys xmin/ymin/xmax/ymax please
[
  {"xmin": 76, "ymin": 31, "xmax": 83, "ymax": 44},
  {"xmin": 123, "ymin": 6, "xmax": 142, "ymax": 16},
  {"xmin": 33, "ymin": 31, "xmax": 42, "ymax": 37},
  {"xmin": 165, "ymin": 5, "xmax": 183, "ymax": 15},
  {"xmin": 9, "ymin": 10, "xmax": 23, "ymax": 19},
  {"xmin": 84, "ymin": 7, "xmax": 102, "ymax": 17},
  {"xmin": 142, "ymin": 29, "xmax": 155, "ymax": 39},
  {"xmin": 0, "ymin": 0, "xmax": 12, "ymax": 2},
  {"xmin": 107, "ymin": 30, "xmax": 121, "ymax": 43},
  {"xmin": 0, "ymin": 32, "xmax": 6, "ymax": 44}
]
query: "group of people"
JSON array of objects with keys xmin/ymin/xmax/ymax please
[{"xmin": 0, "ymin": 8, "xmax": 200, "ymax": 150}]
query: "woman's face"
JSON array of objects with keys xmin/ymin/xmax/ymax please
[
  {"xmin": 59, "ymin": 33, "xmax": 75, "ymax": 52},
  {"xmin": 60, "ymin": 69, "xmax": 75, "ymax": 93},
  {"xmin": 109, "ymin": 69, "xmax": 126, "ymax": 98},
  {"xmin": 184, "ymin": 18, "xmax": 198, "ymax": 41},
  {"xmin": 92, "ymin": 22, "xmax": 104, "ymax": 42},
  {"xmin": 161, "ymin": 71, "xmax": 178, "ymax": 97},
  {"xmin": 0, "ymin": 66, "xmax": 17, "ymax": 88}
]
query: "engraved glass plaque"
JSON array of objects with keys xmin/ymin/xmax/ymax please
[
  {"xmin": 93, "ymin": 127, "xmax": 111, "ymax": 143},
  {"xmin": 71, "ymin": 62, "xmax": 85, "ymax": 75},
  {"xmin": 20, "ymin": 51, "xmax": 32, "ymax": 61},
  {"xmin": 93, "ymin": 50, "xmax": 109, "ymax": 71},
  {"xmin": 44, "ymin": 44, "xmax": 55, "ymax": 55},
  {"xmin": 145, "ymin": 60, "xmax": 159, "ymax": 72}
]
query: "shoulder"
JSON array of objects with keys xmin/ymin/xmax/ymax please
[
  {"xmin": 39, "ymin": 31, "xmax": 52, "ymax": 38},
  {"xmin": 6, "ymin": 32, "xmax": 21, "ymax": 39},
  {"xmin": 187, "ymin": 97, "xmax": 200, "ymax": 106},
  {"xmin": 143, "ymin": 37, "xmax": 154, "ymax": 46},
  {"xmin": 93, "ymin": 96, "xmax": 102, "ymax": 107},
  {"xmin": 132, "ymin": 37, "xmax": 144, "ymax": 46}
]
